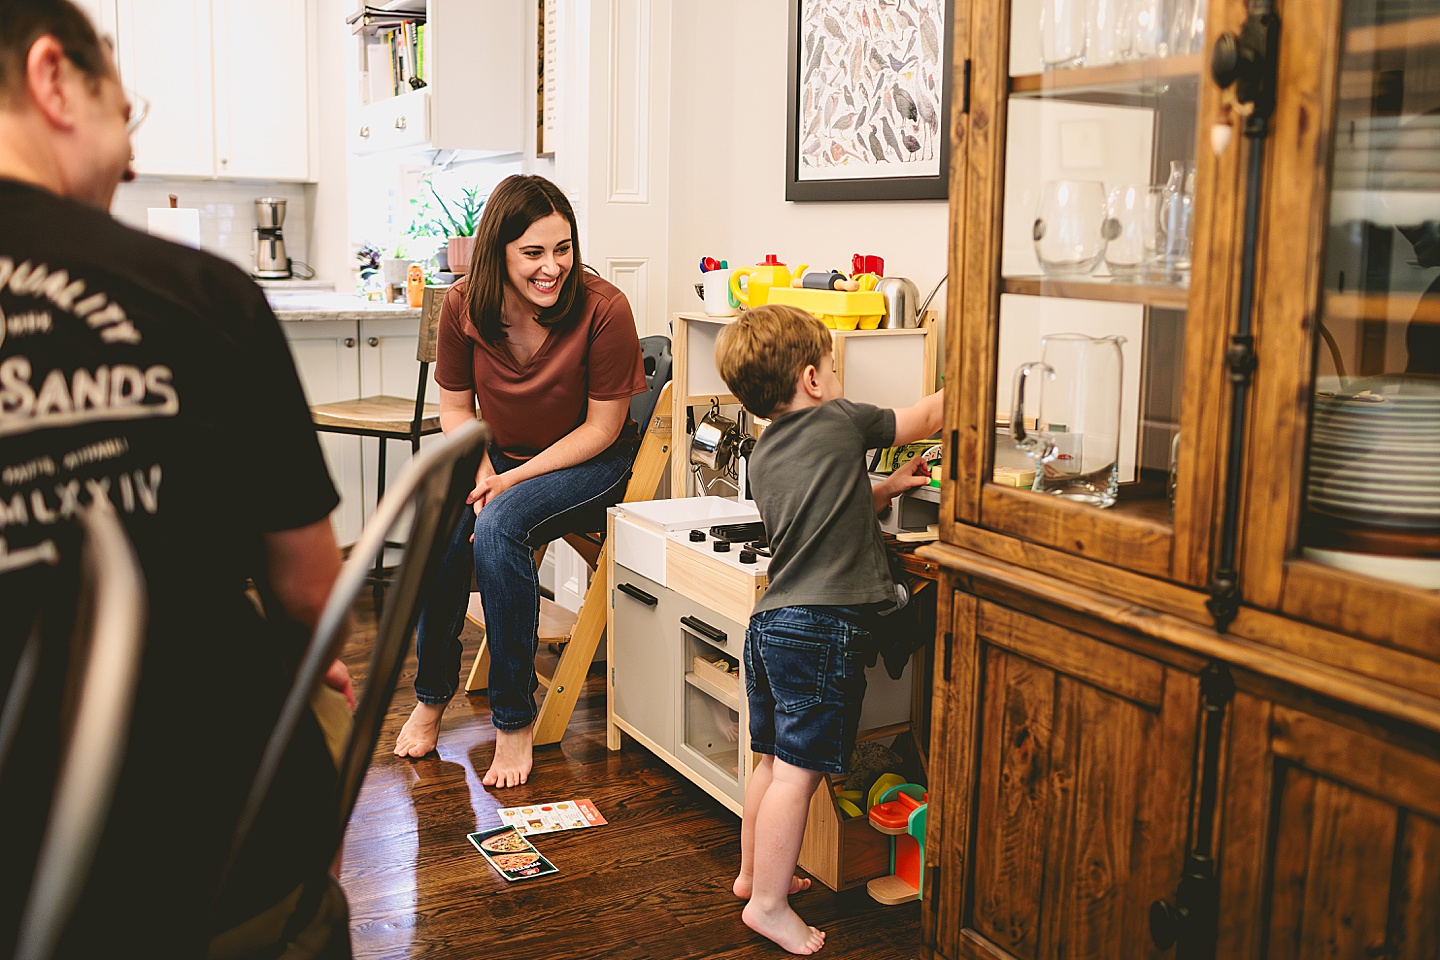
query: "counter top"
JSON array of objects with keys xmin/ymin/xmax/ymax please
[{"xmin": 268, "ymin": 292, "xmax": 422, "ymax": 323}]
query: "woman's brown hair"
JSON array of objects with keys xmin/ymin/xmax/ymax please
[{"xmin": 462, "ymin": 174, "xmax": 584, "ymax": 342}]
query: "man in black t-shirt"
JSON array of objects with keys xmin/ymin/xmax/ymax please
[{"xmin": 0, "ymin": 3, "xmax": 353, "ymax": 957}]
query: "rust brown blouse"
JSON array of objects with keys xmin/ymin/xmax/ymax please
[{"xmin": 434, "ymin": 272, "xmax": 647, "ymax": 458}]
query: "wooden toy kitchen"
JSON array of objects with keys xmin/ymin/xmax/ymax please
[{"xmin": 604, "ymin": 295, "xmax": 943, "ymax": 895}]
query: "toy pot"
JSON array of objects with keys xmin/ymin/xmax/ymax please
[
  {"xmin": 730, "ymin": 254, "xmax": 808, "ymax": 309},
  {"xmin": 1011, "ymin": 332, "xmax": 1126, "ymax": 508}
]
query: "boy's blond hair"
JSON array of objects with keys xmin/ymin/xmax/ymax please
[{"xmin": 714, "ymin": 305, "xmax": 832, "ymax": 417}]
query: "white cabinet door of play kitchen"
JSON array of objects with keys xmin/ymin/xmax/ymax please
[{"xmin": 606, "ymin": 498, "xmax": 915, "ymax": 817}]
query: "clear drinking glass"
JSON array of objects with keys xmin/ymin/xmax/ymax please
[
  {"xmin": 1040, "ymin": 0, "xmax": 1087, "ymax": 68},
  {"xmin": 1132, "ymin": 0, "xmax": 1169, "ymax": 58},
  {"xmin": 1034, "ymin": 180, "xmax": 1109, "ymax": 277},
  {"xmin": 1011, "ymin": 333, "xmax": 1128, "ymax": 507},
  {"xmin": 1158, "ymin": 160, "xmax": 1196, "ymax": 282},
  {"xmin": 1103, "ymin": 183, "xmax": 1163, "ymax": 280},
  {"xmin": 1086, "ymin": 0, "xmax": 1132, "ymax": 65}
]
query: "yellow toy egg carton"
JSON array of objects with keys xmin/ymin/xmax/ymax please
[{"xmin": 765, "ymin": 286, "xmax": 887, "ymax": 331}]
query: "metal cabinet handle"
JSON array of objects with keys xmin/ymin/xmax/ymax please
[
  {"xmin": 359, "ymin": 126, "xmax": 370, "ymax": 138},
  {"xmin": 394, "ymin": 115, "xmax": 407, "ymax": 130},
  {"xmin": 680, "ymin": 616, "xmax": 726, "ymax": 644},
  {"xmin": 617, "ymin": 583, "xmax": 657, "ymax": 606},
  {"xmin": 343, "ymin": 337, "xmax": 356, "ymax": 348},
  {"xmin": 367, "ymin": 337, "xmax": 379, "ymax": 347}
]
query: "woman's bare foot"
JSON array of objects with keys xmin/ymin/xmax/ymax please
[
  {"xmin": 732, "ymin": 874, "xmax": 811, "ymax": 899},
  {"xmin": 482, "ymin": 724, "xmax": 534, "ymax": 788},
  {"xmin": 394, "ymin": 702, "xmax": 446, "ymax": 758},
  {"xmin": 742, "ymin": 900, "xmax": 825, "ymax": 955}
]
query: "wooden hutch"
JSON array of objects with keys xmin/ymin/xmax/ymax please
[{"xmin": 921, "ymin": 0, "xmax": 1440, "ymax": 956}]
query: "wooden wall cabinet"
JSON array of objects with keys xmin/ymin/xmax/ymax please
[{"xmin": 924, "ymin": 0, "xmax": 1440, "ymax": 955}]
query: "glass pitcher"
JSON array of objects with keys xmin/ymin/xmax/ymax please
[{"xmin": 1011, "ymin": 333, "xmax": 1127, "ymax": 507}]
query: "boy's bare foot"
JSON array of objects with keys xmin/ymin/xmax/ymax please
[
  {"xmin": 394, "ymin": 702, "xmax": 445, "ymax": 758},
  {"xmin": 732, "ymin": 874, "xmax": 811, "ymax": 899},
  {"xmin": 482, "ymin": 724, "xmax": 534, "ymax": 788},
  {"xmin": 742, "ymin": 901, "xmax": 825, "ymax": 955}
]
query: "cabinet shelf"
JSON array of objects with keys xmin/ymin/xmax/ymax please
[
  {"xmin": 1009, "ymin": 53, "xmax": 1203, "ymax": 100},
  {"xmin": 1326, "ymin": 291, "xmax": 1440, "ymax": 326},
  {"xmin": 685, "ymin": 671, "xmax": 740, "ymax": 712},
  {"xmin": 1002, "ymin": 275, "xmax": 1190, "ymax": 310},
  {"xmin": 1346, "ymin": 13, "xmax": 1440, "ymax": 56}
]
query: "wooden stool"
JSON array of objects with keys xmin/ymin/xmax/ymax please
[{"xmin": 463, "ymin": 594, "xmax": 580, "ymax": 695}]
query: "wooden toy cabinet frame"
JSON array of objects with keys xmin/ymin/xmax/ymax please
[{"xmin": 921, "ymin": 0, "xmax": 1440, "ymax": 957}]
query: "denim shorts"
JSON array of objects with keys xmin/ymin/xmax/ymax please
[{"xmin": 744, "ymin": 606, "xmax": 872, "ymax": 774}]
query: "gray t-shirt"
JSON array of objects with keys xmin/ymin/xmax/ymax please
[{"xmin": 750, "ymin": 399, "xmax": 897, "ymax": 615}]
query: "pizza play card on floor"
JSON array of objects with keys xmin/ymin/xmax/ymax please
[
  {"xmin": 495, "ymin": 798, "xmax": 607, "ymax": 837},
  {"xmin": 468, "ymin": 825, "xmax": 558, "ymax": 882}
]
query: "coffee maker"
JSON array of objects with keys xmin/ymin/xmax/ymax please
[{"xmin": 252, "ymin": 197, "xmax": 291, "ymax": 279}]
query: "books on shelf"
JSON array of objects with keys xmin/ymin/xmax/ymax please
[{"xmin": 359, "ymin": 17, "xmax": 427, "ymax": 100}]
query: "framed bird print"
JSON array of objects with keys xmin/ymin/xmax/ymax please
[{"xmin": 785, "ymin": 0, "xmax": 954, "ymax": 201}]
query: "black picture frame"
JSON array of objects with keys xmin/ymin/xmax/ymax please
[{"xmin": 785, "ymin": 0, "xmax": 955, "ymax": 202}]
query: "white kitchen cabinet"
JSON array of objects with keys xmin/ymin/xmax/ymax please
[
  {"xmin": 211, "ymin": 0, "xmax": 315, "ymax": 180},
  {"xmin": 281, "ymin": 315, "xmax": 440, "ymax": 547},
  {"xmin": 111, "ymin": 0, "xmax": 313, "ymax": 181},
  {"xmin": 356, "ymin": 315, "xmax": 442, "ymax": 529},
  {"xmin": 114, "ymin": 0, "xmax": 214, "ymax": 178},
  {"xmin": 282, "ymin": 320, "xmax": 365, "ymax": 544},
  {"xmin": 350, "ymin": 0, "xmax": 525, "ymax": 155}
]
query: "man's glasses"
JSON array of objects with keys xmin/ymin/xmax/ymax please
[{"xmin": 125, "ymin": 90, "xmax": 149, "ymax": 135}]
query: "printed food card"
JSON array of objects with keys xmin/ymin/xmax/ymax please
[
  {"xmin": 495, "ymin": 798, "xmax": 607, "ymax": 836},
  {"xmin": 467, "ymin": 825, "xmax": 558, "ymax": 882}
]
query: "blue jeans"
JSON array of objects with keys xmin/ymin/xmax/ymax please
[
  {"xmin": 414, "ymin": 439, "xmax": 634, "ymax": 729},
  {"xmin": 744, "ymin": 605, "xmax": 873, "ymax": 774}
]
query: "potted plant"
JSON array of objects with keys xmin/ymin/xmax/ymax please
[{"xmin": 414, "ymin": 181, "xmax": 486, "ymax": 274}]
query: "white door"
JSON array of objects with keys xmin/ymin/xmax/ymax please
[
  {"xmin": 114, "ymin": 0, "xmax": 214, "ymax": 177},
  {"xmin": 561, "ymin": 0, "xmax": 674, "ymax": 340},
  {"xmin": 282, "ymin": 320, "xmax": 365, "ymax": 545},
  {"xmin": 212, "ymin": 0, "xmax": 313, "ymax": 180}
]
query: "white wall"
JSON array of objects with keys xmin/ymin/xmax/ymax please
[
  {"xmin": 665, "ymin": 2, "xmax": 951, "ymax": 328},
  {"xmin": 111, "ymin": 178, "xmax": 314, "ymax": 275}
]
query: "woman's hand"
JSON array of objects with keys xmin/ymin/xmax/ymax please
[{"xmin": 468, "ymin": 470, "xmax": 516, "ymax": 514}]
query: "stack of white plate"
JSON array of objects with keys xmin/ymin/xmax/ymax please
[{"xmin": 1306, "ymin": 376, "xmax": 1440, "ymax": 530}]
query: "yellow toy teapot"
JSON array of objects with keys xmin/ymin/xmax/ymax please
[{"xmin": 730, "ymin": 254, "xmax": 808, "ymax": 309}]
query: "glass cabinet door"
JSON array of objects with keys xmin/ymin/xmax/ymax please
[
  {"xmin": 1305, "ymin": 9, "xmax": 1440, "ymax": 589},
  {"xmin": 948, "ymin": 0, "xmax": 1232, "ymax": 585},
  {"xmin": 1244, "ymin": 0, "xmax": 1440, "ymax": 643}
]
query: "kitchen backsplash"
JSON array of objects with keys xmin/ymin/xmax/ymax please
[{"xmin": 111, "ymin": 178, "xmax": 314, "ymax": 279}]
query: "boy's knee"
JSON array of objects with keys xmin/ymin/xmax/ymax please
[{"xmin": 470, "ymin": 510, "xmax": 519, "ymax": 554}]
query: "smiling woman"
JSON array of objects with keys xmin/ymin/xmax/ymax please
[{"xmin": 393, "ymin": 174, "xmax": 650, "ymax": 791}]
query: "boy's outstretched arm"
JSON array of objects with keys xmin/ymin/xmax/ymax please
[{"xmin": 892, "ymin": 388, "xmax": 946, "ymax": 447}]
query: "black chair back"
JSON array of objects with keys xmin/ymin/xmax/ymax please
[
  {"xmin": 215, "ymin": 419, "xmax": 489, "ymax": 900},
  {"xmin": 630, "ymin": 335, "xmax": 672, "ymax": 436},
  {"xmin": 2, "ymin": 503, "xmax": 146, "ymax": 960}
]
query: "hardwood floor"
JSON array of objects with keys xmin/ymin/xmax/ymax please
[{"xmin": 336, "ymin": 600, "xmax": 924, "ymax": 960}]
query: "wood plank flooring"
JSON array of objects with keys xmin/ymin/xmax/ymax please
[{"xmin": 337, "ymin": 600, "xmax": 924, "ymax": 960}]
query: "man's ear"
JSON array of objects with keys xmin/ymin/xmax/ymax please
[{"xmin": 26, "ymin": 36, "xmax": 79, "ymax": 131}]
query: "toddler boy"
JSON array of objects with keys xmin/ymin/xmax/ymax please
[{"xmin": 714, "ymin": 305, "xmax": 944, "ymax": 954}]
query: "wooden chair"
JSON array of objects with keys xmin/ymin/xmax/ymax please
[
  {"xmin": 3, "ymin": 502, "xmax": 145, "ymax": 960},
  {"xmin": 309, "ymin": 285, "xmax": 446, "ymax": 606},
  {"xmin": 463, "ymin": 380, "xmax": 673, "ymax": 747}
]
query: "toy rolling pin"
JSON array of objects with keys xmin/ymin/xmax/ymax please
[{"xmin": 791, "ymin": 269, "xmax": 860, "ymax": 291}]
